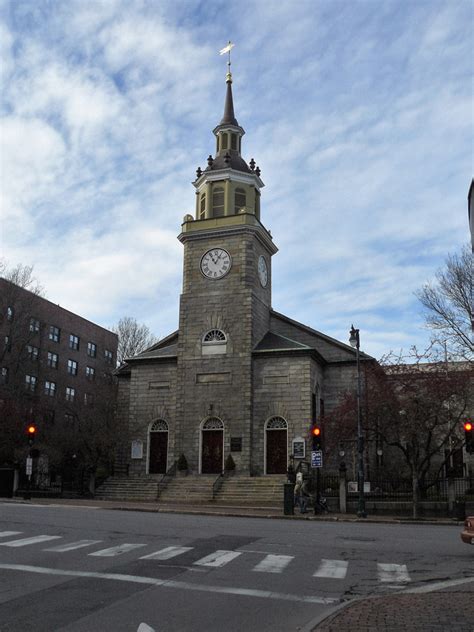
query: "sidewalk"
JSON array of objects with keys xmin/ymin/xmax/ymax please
[{"xmin": 2, "ymin": 496, "xmax": 464, "ymax": 526}]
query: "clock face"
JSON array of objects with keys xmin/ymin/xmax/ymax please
[
  {"xmin": 258, "ymin": 255, "xmax": 268, "ymax": 287},
  {"xmin": 200, "ymin": 248, "xmax": 232, "ymax": 279}
]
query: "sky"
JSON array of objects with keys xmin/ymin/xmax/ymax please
[{"xmin": 0, "ymin": 0, "xmax": 472, "ymax": 360}]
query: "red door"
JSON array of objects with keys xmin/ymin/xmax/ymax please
[
  {"xmin": 149, "ymin": 433, "xmax": 168, "ymax": 474},
  {"xmin": 202, "ymin": 430, "xmax": 223, "ymax": 474},
  {"xmin": 266, "ymin": 430, "xmax": 287, "ymax": 474}
]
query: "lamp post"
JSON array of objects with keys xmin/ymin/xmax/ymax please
[{"xmin": 349, "ymin": 325, "xmax": 367, "ymax": 518}]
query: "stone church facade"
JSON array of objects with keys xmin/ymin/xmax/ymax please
[{"xmin": 116, "ymin": 66, "xmax": 372, "ymax": 478}]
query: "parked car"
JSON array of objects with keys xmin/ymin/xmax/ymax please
[{"xmin": 460, "ymin": 516, "xmax": 474, "ymax": 545}]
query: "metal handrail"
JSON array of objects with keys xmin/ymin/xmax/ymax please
[
  {"xmin": 156, "ymin": 460, "xmax": 177, "ymax": 500},
  {"xmin": 212, "ymin": 471, "xmax": 225, "ymax": 500}
]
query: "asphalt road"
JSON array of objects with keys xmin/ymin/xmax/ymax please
[{"xmin": 0, "ymin": 502, "xmax": 471, "ymax": 631}]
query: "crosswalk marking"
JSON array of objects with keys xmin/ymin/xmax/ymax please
[
  {"xmin": 89, "ymin": 543, "xmax": 147, "ymax": 557},
  {"xmin": 313, "ymin": 559, "xmax": 348, "ymax": 579},
  {"xmin": 194, "ymin": 550, "xmax": 242, "ymax": 568},
  {"xmin": 0, "ymin": 535, "xmax": 61, "ymax": 548},
  {"xmin": 44, "ymin": 540, "xmax": 102, "ymax": 552},
  {"xmin": 377, "ymin": 563, "xmax": 410, "ymax": 584},
  {"xmin": 253, "ymin": 554, "xmax": 293, "ymax": 574},
  {"xmin": 0, "ymin": 531, "xmax": 22, "ymax": 538},
  {"xmin": 140, "ymin": 546, "xmax": 193, "ymax": 560}
]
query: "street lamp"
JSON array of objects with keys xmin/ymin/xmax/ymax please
[{"xmin": 349, "ymin": 325, "xmax": 367, "ymax": 518}]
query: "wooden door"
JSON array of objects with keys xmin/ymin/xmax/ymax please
[
  {"xmin": 266, "ymin": 429, "xmax": 287, "ymax": 474},
  {"xmin": 202, "ymin": 430, "xmax": 223, "ymax": 474},
  {"xmin": 149, "ymin": 432, "xmax": 168, "ymax": 474}
]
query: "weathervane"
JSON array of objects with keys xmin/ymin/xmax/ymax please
[{"xmin": 219, "ymin": 40, "xmax": 235, "ymax": 81}]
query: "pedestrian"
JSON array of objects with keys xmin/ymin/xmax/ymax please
[
  {"xmin": 299, "ymin": 479, "xmax": 311, "ymax": 514},
  {"xmin": 294, "ymin": 471, "xmax": 303, "ymax": 510}
]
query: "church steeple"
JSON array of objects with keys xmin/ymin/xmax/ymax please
[{"xmin": 188, "ymin": 47, "xmax": 265, "ymax": 225}]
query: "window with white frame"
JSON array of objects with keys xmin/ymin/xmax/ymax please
[
  {"xmin": 49, "ymin": 325, "xmax": 60, "ymax": 343},
  {"xmin": 27, "ymin": 345, "xmax": 39, "ymax": 361},
  {"xmin": 67, "ymin": 359, "xmax": 78, "ymax": 375},
  {"xmin": 87, "ymin": 342, "xmax": 97, "ymax": 357},
  {"xmin": 65, "ymin": 386, "xmax": 75, "ymax": 402},
  {"xmin": 44, "ymin": 381, "xmax": 56, "ymax": 396},
  {"xmin": 104, "ymin": 349, "xmax": 113, "ymax": 365},
  {"xmin": 69, "ymin": 334, "xmax": 80, "ymax": 350},
  {"xmin": 86, "ymin": 366, "xmax": 95, "ymax": 380},
  {"xmin": 47, "ymin": 352, "xmax": 58, "ymax": 368},
  {"xmin": 29, "ymin": 318, "xmax": 40, "ymax": 332},
  {"xmin": 25, "ymin": 374, "xmax": 37, "ymax": 392},
  {"xmin": 202, "ymin": 329, "xmax": 227, "ymax": 355}
]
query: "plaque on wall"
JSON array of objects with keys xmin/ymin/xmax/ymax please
[
  {"xmin": 131, "ymin": 440, "xmax": 144, "ymax": 460},
  {"xmin": 292, "ymin": 437, "xmax": 305, "ymax": 459},
  {"xmin": 230, "ymin": 437, "xmax": 242, "ymax": 452}
]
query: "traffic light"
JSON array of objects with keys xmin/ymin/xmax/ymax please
[
  {"xmin": 27, "ymin": 424, "xmax": 37, "ymax": 446},
  {"xmin": 464, "ymin": 421, "xmax": 473, "ymax": 454},
  {"xmin": 311, "ymin": 425, "xmax": 322, "ymax": 451}
]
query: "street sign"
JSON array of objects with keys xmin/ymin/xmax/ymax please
[
  {"xmin": 26, "ymin": 457, "xmax": 33, "ymax": 476},
  {"xmin": 311, "ymin": 450, "xmax": 323, "ymax": 468}
]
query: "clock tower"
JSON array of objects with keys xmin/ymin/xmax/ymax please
[{"xmin": 176, "ymin": 63, "xmax": 278, "ymax": 474}]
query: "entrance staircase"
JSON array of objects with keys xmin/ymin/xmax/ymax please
[
  {"xmin": 158, "ymin": 475, "xmax": 216, "ymax": 503},
  {"xmin": 94, "ymin": 475, "xmax": 160, "ymax": 502},
  {"xmin": 214, "ymin": 475, "xmax": 286, "ymax": 506}
]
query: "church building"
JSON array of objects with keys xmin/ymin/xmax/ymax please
[{"xmin": 115, "ymin": 60, "xmax": 372, "ymax": 482}]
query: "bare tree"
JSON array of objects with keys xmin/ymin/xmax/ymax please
[
  {"xmin": 112, "ymin": 317, "xmax": 158, "ymax": 365},
  {"xmin": 416, "ymin": 244, "xmax": 473, "ymax": 360},
  {"xmin": 325, "ymin": 351, "xmax": 473, "ymax": 518}
]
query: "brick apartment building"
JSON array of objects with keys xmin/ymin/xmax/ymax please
[{"xmin": 0, "ymin": 277, "xmax": 118, "ymax": 490}]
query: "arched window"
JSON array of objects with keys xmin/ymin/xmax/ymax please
[
  {"xmin": 234, "ymin": 188, "xmax": 246, "ymax": 213},
  {"xmin": 266, "ymin": 416, "xmax": 288, "ymax": 430},
  {"xmin": 202, "ymin": 417, "xmax": 224, "ymax": 430},
  {"xmin": 221, "ymin": 133, "xmax": 228, "ymax": 150},
  {"xmin": 199, "ymin": 193, "xmax": 206, "ymax": 219},
  {"xmin": 212, "ymin": 186, "xmax": 225, "ymax": 217},
  {"xmin": 202, "ymin": 329, "xmax": 227, "ymax": 355},
  {"xmin": 231, "ymin": 133, "xmax": 237, "ymax": 150},
  {"xmin": 150, "ymin": 419, "xmax": 168, "ymax": 432}
]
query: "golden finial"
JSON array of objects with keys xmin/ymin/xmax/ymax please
[{"xmin": 219, "ymin": 40, "xmax": 235, "ymax": 82}]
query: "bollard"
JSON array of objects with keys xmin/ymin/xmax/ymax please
[{"xmin": 283, "ymin": 482, "xmax": 294, "ymax": 515}]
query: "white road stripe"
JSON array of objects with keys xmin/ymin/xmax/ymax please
[
  {"xmin": 378, "ymin": 563, "xmax": 410, "ymax": 584},
  {"xmin": 0, "ymin": 535, "xmax": 61, "ymax": 547},
  {"xmin": 0, "ymin": 564, "xmax": 339, "ymax": 604},
  {"xmin": 194, "ymin": 549, "xmax": 242, "ymax": 567},
  {"xmin": 253, "ymin": 554, "xmax": 293, "ymax": 574},
  {"xmin": 0, "ymin": 531, "xmax": 22, "ymax": 538},
  {"xmin": 140, "ymin": 546, "xmax": 193, "ymax": 560},
  {"xmin": 89, "ymin": 543, "xmax": 147, "ymax": 557},
  {"xmin": 44, "ymin": 540, "xmax": 102, "ymax": 552},
  {"xmin": 313, "ymin": 559, "xmax": 348, "ymax": 579}
]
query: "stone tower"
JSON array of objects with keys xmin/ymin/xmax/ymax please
[{"xmin": 176, "ymin": 63, "xmax": 278, "ymax": 474}]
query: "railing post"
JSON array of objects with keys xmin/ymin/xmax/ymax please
[
  {"xmin": 339, "ymin": 462, "xmax": 347, "ymax": 514},
  {"xmin": 447, "ymin": 473, "xmax": 455, "ymax": 515}
]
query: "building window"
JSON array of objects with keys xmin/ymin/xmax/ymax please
[
  {"xmin": 221, "ymin": 133, "xmax": 228, "ymax": 150},
  {"xmin": 202, "ymin": 329, "xmax": 227, "ymax": 355},
  {"xmin": 43, "ymin": 410, "xmax": 55, "ymax": 424},
  {"xmin": 212, "ymin": 186, "xmax": 225, "ymax": 217},
  {"xmin": 200, "ymin": 193, "xmax": 206, "ymax": 219},
  {"xmin": 104, "ymin": 349, "xmax": 113, "ymax": 365},
  {"xmin": 27, "ymin": 345, "xmax": 39, "ymax": 361},
  {"xmin": 1, "ymin": 367, "xmax": 9, "ymax": 384},
  {"xmin": 49, "ymin": 325, "xmax": 60, "ymax": 343},
  {"xmin": 84, "ymin": 392, "xmax": 94, "ymax": 406},
  {"xmin": 87, "ymin": 342, "xmax": 97, "ymax": 358},
  {"xmin": 65, "ymin": 387, "xmax": 75, "ymax": 402},
  {"xmin": 69, "ymin": 334, "xmax": 80, "ymax": 350},
  {"xmin": 47, "ymin": 352, "xmax": 58, "ymax": 369},
  {"xmin": 64, "ymin": 413, "xmax": 74, "ymax": 425},
  {"xmin": 4, "ymin": 336, "xmax": 11, "ymax": 352},
  {"xmin": 67, "ymin": 359, "xmax": 78, "ymax": 376},
  {"xmin": 30, "ymin": 318, "xmax": 40, "ymax": 332},
  {"xmin": 231, "ymin": 133, "xmax": 237, "ymax": 150},
  {"xmin": 7, "ymin": 306, "xmax": 14, "ymax": 321},
  {"xmin": 234, "ymin": 188, "xmax": 246, "ymax": 213},
  {"xmin": 44, "ymin": 381, "xmax": 56, "ymax": 397},
  {"xmin": 25, "ymin": 374, "xmax": 37, "ymax": 392},
  {"xmin": 85, "ymin": 366, "xmax": 95, "ymax": 380}
]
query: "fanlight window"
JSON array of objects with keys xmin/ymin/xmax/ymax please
[
  {"xmin": 266, "ymin": 416, "xmax": 287, "ymax": 430},
  {"xmin": 202, "ymin": 329, "xmax": 227, "ymax": 355},
  {"xmin": 150, "ymin": 419, "xmax": 168, "ymax": 432},
  {"xmin": 203, "ymin": 417, "xmax": 224, "ymax": 430},
  {"xmin": 234, "ymin": 188, "xmax": 246, "ymax": 213}
]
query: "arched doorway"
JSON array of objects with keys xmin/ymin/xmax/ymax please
[
  {"xmin": 201, "ymin": 417, "xmax": 224, "ymax": 474},
  {"xmin": 148, "ymin": 420, "xmax": 168, "ymax": 474},
  {"xmin": 265, "ymin": 416, "xmax": 288, "ymax": 474}
]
